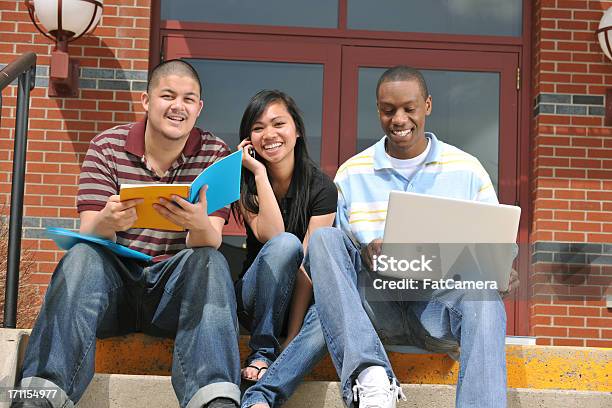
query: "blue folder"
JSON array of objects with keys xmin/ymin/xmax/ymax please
[
  {"xmin": 188, "ymin": 149, "xmax": 243, "ymax": 212},
  {"xmin": 46, "ymin": 227, "xmax": 153, "ymax": 262}
]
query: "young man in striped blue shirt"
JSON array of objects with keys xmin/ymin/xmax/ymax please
[{"xmin": 306, "ymin": 66, "xmax": 517, "ymax": 408}]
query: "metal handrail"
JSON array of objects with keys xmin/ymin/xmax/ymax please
[{"xmin": 1, "ymin": 52, "xmax": 36, "ymax": 328}]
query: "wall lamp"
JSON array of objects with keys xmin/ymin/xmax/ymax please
[
  {"xmin": 597, "ymin": 7, "xmax": 612, "ymax": 125},
  {"xmin": 597, "ymin": 7, "xmax": 612, "ymax": 61},
  {"xmin": 25, "ymin": 0, "xmax": 104, "ymax": 97}
]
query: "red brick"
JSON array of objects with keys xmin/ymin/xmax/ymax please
[
  {"xmin": 42, "ymin": 196, "xmax": 76, "ymax": 207},
  {"xmin": 557, "ymin": 84, "xmax": 588, "ymax": 93},
  {"xmin": 588, "ymin": 169, "xmax": 612, "ymax": 179},
  {"xmin": 586, "ymin": 317, "xmax": 612, "ymax": 329},
  {"xmin": 542, "ymin": 9, "xmax": 572, "ymax": 19},
  {"xmin": 575, "ymin": 10, "xmax": 604, "ymax": 19},
  {"xmin": 540, "ymin": 157, "xmax": 570, "ymax": 167},
  {"xmin": 537, "ymin": 199, "xmax": 570, "ymax": 210},
  {"xmin": 573, "ymin": 74, "xmax": 604, "ymax": 84},
  {"xmin": 555, "ymin": 211, "xmax": 585, "ymax": 221},
  {"xmin": 533, "ymin": 304, "xmax": 568, "ymax": 316},
  {"xmin": 572, "ymin": 137, "xmax": 603, "ymax": 147},
  {"xmin": 572, "ymin": 116, "xmax": 603, "ymax": 127},
  {"xmin": 588, "ymin": 233, "xmax": 612, "ymax": 243},
  {"xmin": 558, "ymin": 20, "xmax": 589, "ymax": 30},
  {"xmin": 586, "ymin": 340, "xmax": 612, "ymax": 348},
  {"xmin": 573, "ymin": 54, "xmax": 604, "ymax": 65},
  {"xmin": 572, "ymin": 180, "xmax": 602, "ymax": 190},
  {"xmin": 541, "ymin": 30, "xmax": 572, "ymax": 40},
  {"xmin": 119, "ymin": 7, "xmax": 150, "ymax": 18},
  {"xmin": 555, "ymin": 168, "xmax": 586, "ymax": 178},
  {"xmin": 534, "ymin": 326, "xmax": 568, "ymax": 337},
  {"xmin": 569, "ymin": 306, "xmax": 601, "ymax": 317},
  {"xmin": 571, "ymin": 158, "xmax": 602, "ymax": 168},
  {"xmin": 554, "ymin": 316, "xmax": 585, "ymax": 327},
  {"xmin": 536, "ymin": 337, "xmax": 552, "ymax": 346},
  {"xmin": 556, "ymin": 147, "xmax": 586, "ymax": 157},
  {"xmin": 539, "ymin": 115, "xmax": 572, "ymax": 125},
  {"xmin": 116, "ymin": 28, "xmax": 148, "ymax": 39},
  {"xmin": 553, "ymin": 338, "xmax": 584, "ymax": 346},
  {"xmin": 571, "ymin": 222, "xmax": 602, "ymax": 232},
  {"xmin": 587, "ymin": 212, "xmax": 612, "ymax": 222},
  {"xmin": 589, "ymin": 63, "xmax": 612, "ymax": 74},
  {"xmin": 554, "ymin": 231, "xmax": 585, "ymax": 241}
]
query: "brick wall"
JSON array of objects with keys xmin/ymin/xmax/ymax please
[
  {"xmin": 0, "ymin": 0, "xmax": 151, "ymax": 292},
  {"xmin": 531, "ymin": 0, "xmax": 612, "ymax": 347}
]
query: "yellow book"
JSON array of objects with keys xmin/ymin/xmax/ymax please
[
  {"xmin": 119, "ymin": 150, "xmax": 243, "ymax": 231},
  {"xmin": 120, "ymin": 184, "xmax": 191, "ymax": 231}
]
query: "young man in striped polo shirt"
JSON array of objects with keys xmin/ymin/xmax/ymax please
[
  {"xmin": 305, "ymin": 66, "xmax": 518, "ymax": 408},
  {"xmin": 13, "ymin": 60, "xmax": 240, "ymax": 408}
]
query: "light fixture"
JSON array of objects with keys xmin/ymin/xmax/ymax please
[
  {"xmin": 25, "ymin": 0, "xmax": 104, "ymax": 97},
  {"xmin": 597, "ymin": 7, "xmax": 612, "ymax": 61}
]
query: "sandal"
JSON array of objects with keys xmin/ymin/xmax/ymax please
[{"xmin": 241, "ymin": 360, "xmax": 269, "ymax": 383}]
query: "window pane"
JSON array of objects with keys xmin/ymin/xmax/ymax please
[
  {"xmin": 186, "ymin": 59, "xmax": 324, "ymax": 164},
  {"xmin": 161, "ymin": 0, "xmax": 338, "ymax": 29},
  {"xmin": 357, "ymin": 68, "xmax": 500, "ymax": 191},
  {"xmin": 348, "ymin": 0, "xmax": 522, "ymax": 37}
]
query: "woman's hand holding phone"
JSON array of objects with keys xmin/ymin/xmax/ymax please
[{"xmin": 238, "ymin": 139, "xmax": 266, "ymax": 176}]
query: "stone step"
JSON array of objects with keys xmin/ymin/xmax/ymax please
[
  {"xmin": 94, "ymin": 333, "xmax": 612, "ymax": 392},
  {"xmin": 77, "ymin": 374, "xmax": 612, "ymax": 408}
]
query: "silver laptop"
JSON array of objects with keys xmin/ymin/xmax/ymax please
[{"xmin": 380, "ymin": 191, "xmax": 521, "ymax": 291}]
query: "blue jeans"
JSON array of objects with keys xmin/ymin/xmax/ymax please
[
  {"xmin": 16, "ymin": 243, "xmax": 241, "ymax": 408},
  {"xmin": 307, "ymin": 227, "xmax": 508, "ymax": 408},
  {"xmin": 240, "ymin": 305, "xmax": 327, "ymax": 408},
  {"xmin": 236, "ymin": 233, "xmax": 303, "ymax": 367}
]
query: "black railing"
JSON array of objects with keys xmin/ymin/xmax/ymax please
[{"xmin": 0, "ymin": 52, "xmax": 36, "ymax": 328}]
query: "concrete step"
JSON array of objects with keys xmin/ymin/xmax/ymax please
[
  {"xmin": 77, "ymin": 374, "xmax": 612, "ymax": 408},
  {"xmin": 94, "ymin": 333, "xmax": 612, "ymax": 392},
  {"xmin": 2, "ymin": 329, "xmax": 611, "ymax": 408}
]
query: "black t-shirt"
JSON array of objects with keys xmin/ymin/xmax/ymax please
[{"xmin": 241, "ymin": 166, "xmax": 337, "ymax": 276}]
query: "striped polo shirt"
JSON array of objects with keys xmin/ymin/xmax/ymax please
[
  {"xmin": 334, "ymin": 132, "xmax": 498, "ymax": 246},
  {"xmin": 77, "ymin": 120, "xmax": 231, "ymax": 260}
]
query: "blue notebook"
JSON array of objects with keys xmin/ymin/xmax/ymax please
[
  {"xmin": 46, "ymin": 227, "xmax": 153, "ymax": 262},
  {"xmin": 188, "ymin": 149, "xmax": 243, "ymax": 208}
]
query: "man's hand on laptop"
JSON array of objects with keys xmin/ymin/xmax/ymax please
[
  {"xmin": 499, "ymin": 268, "xmax": 519, "ymax": 298},
  {"xmin": 361, "ymin": 238, "xmax": 383, "ymax": 271}
]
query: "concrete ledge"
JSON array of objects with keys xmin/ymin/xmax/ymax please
[
  {"xmin": 95, "ymin": 334, "xmax": 612, "ymax": 392},
  {"xmin": 0, "ymin": 329, "xmax": 30, "ymax": 408},
  {"xmin": 77, "ymin": 375, "xmax": 612, "ymax": 408}
]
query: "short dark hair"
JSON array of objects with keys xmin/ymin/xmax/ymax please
[
  {"xmin": 147, "ymin": 59, "xmax": 202, "ymax": 96},
  {"xmin": 376, "ymin": 65, "xmax": 429, "ymax": 100}
]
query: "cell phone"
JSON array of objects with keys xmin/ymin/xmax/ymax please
[{"xmin": 247, "ymin": 145, "xmax": 256, "ymax": 159}]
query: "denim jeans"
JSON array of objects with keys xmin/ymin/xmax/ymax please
[
  {"xmin": 15, "ymin": 242, "xmax": 241, "ymax": 408},
  {"xmin": 235, "ymin": 233, "xmax": 303, "ymax": 367},
  {"xmin": 307, "ymin": 227, "xmax": 508, "ymax": 408},
  {"xmin": 240, "ymin": 305, "xmax": 327, "ymax": 408}
]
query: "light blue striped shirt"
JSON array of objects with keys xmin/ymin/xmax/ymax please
[{"xmin": 334, "ymin": 133, "xmax": 498, "ymax": 246}]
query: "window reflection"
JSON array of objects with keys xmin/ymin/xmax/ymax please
[
  {"xmin": 348, "ymin": 0, "xmax": 522, "ymax": 37},
  {"xmin": 161, "ymin": 0, "xmax": 338, "ymax": 29}
]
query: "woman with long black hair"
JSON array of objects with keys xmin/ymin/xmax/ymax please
[{"xmin": 234, "ymin": 90, "xmax": 337, "ymax": 405}]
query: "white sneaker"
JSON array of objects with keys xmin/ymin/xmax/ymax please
[{"xmin": 352, "ymin": 378, "xmax": 406, "ymax": 408}]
